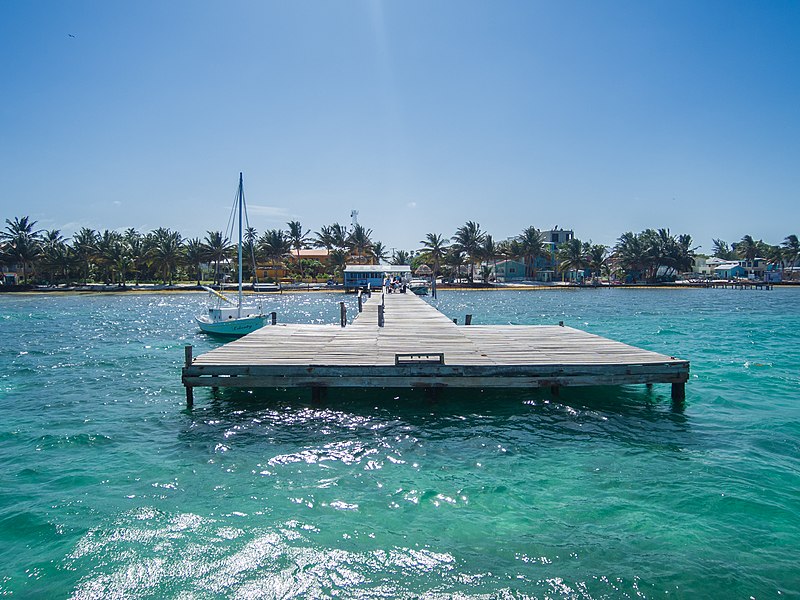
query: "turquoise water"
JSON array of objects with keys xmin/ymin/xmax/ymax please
[{"xmin": 1, "ymin": 289, "xmax": 798, "ymax": 598}]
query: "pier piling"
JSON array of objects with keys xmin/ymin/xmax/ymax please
[{"xmin": 184, "ymin": 345, "xmax": 194, "ymax": 407}]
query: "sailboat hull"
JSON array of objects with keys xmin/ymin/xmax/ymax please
[{"xmin": 196, "ymin": 314, "xmax": 269, "ymax": 336}]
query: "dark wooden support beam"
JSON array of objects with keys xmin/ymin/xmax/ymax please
[
  {"xmin": 671, "ymin": 382, "xmax": 686, "ymax": 401},
  {"xmin": 184, "ymin": 345, "xmax": 194, "ymax": 407}
]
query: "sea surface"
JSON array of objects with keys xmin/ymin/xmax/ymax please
[{"xmin": 0, "ymin": 288, "xmax": 798, "ymax": 599}]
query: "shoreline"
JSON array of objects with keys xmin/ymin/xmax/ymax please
[{"xmin": 1, "ymin": 281, "xmax": 797, "ymax": 295}]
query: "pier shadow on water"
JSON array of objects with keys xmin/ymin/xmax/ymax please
[{"xmin": 179, "ymin": 384, "xmax": 697, "ymax": 458}]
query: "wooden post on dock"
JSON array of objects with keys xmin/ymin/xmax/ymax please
[
  {"xmin": 465, "ymin": 314, "xmax": 472, "ymax": 325},
  {"xmin": 270, "ymin": 311, "xmax": 277, "ymax": 325},
  {"xmin": 378, "ymin": 305, "xmax": 385, "ymax": 327},
  {"xmin": 184, "ymin": 345, "xmax": 193, "ymax": 407},
  {"xmin": 340, "ymin": 302, "xmax": 347, "ymax": 327},
  {"xmin": 671, "ymin": 382, "xmax": 685, "ymax": 402},
  {"xmin": 357, "ymin": 292, "xmax": 363, "ymax": 313}
]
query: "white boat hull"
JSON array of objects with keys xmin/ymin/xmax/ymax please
[{"xmin": 196, "ymin": 314, "xmax": 268, "ymax": 336}]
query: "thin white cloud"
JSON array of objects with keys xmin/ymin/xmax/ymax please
[
  {"xmin": 247, "ymin": 204, "xmax": 293, "ymax": 220},
  {"xmin": 407, "ymin": 201, "xmax": 417, "ymax": 209}
]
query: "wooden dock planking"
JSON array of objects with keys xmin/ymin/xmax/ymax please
[{"xmin": 183, "ymin": 292, "xmax": 689, "ymax": 400}]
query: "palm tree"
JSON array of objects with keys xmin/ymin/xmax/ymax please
[
  {"xmin": 557, "ymin": 238, "xmax": 588, "ymax": 281},
  {"xmin": 480, "ymin": 234, "xmax": 499, "ymax": 283},
  {"xmin": 444, "ymin": 247, "xmax": 466, "ymax": 283},
  {"xmin": 453, "ymin": 221, "xmax": 485, "ymax": 282},
  {"xmin": 330, "ymin": 223, "xmax": 349, "ymax": 251},
  {"xmin": 712, "ymin": 239, "xmax": 736, "ymax": 260},
  {"xmin": 735, "ymin": 234, "xmax": 758, "ymax": 264},
  {"xmin": 614, "ymin": 231, "xmax": 648, "ymax": 283},
  {"xmin": 148, "ymin": 228, "xmax": 183, "ymax": 284},
  {"xmin": 313, "ymin": 225, "xmax": 335, "ymax": 250},
  {"xmin": 329, "ymin": 249, "xmax": 347, "ymax": 279},
  {"xmin": 372, "ymin": 241, "xmax": 389, "ymax": 263},
  {"xmin": 586, "ymin": 244, "xmax": 608, "ymax": 279},
  {"xmin": 203, "ymin": 230, "xmax": 232, "ymax": 285},
  {"xmin": 1, "ymin": 217, "xmax": 43, "ymax": 283},
  {"xmin": 391, "ymin": 249, "xmax": 410, "ymax": 265},
  {"xmin": 39, "ymin": 229, "xmax": 69, "ymax": 284},
  {"xmin": 71, "ymin": 227, "xmax": 99, "ymax": 284},
  {"xmin": 782, "ymin": 235, "xmax": 799, "ymax": 278},
  {"xmin": 123, "ymin": 229, "xmax": 145, "ymax": 284},
  {"xmin": 287, "ymin": 220, "xmax": 311, "ymax": 280},
  {"xmin": 517, "ymin": 226, "xmax": 547, "ymax": 280},
  {"xmin": 259, "ymin": 229, "xmax": 292, "ymax": 278},
  {"xmin": 184, "ymin": 238, "xmax": 206, "ymax": 285},
  {"xmin": 241, "ymin": 226, "xmax": 258, "ymax": 282},
  {"xmin": 96, "ymin": 230, "xmax": 124, "ymax": 283},
  {"xmin": 766, "ymin": 244, "xmax": 785, "ymax": 279},
  {"xmin": 672, "ymin": 234, "xmax": 697, "ymax": 275},
  {"xmin": 419, "ymin": 233, "xmax": 450, "ymax": 279},
  {"xmin": 348, "ymin": 224, "xmax": 374, "ymax": 263},
  {"xmin": 287, "ymin": 221, "xmax": 310, "ymax": 259}
]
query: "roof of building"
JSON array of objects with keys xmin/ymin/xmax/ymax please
[
  {"xmin": 344, "ymin": 264, "xmax": 411, "ymax": 273},
  {"xmin": 715, "ymin": 262, "xmax": 744, "ymax": 271},
  {"xmin": 295, "ymin": 248, "xmax": 330, "ymax": 258},
  {"xmin": 494, "ymin": 259, "xmax": 526, "ymax": 266}
]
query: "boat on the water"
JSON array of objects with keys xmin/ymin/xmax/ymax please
[
  {"xmin": 408, "ymin": 278, "xmax": 429, "ymax": 296},
  {"xmin": 196, "ymin": 286, "xmax": 268, "ymax": 335},
  {"xmin": 196, "ymin": 173, "xmax": 269, "ymax": 336}
]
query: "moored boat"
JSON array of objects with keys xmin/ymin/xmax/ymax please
[
  {"xmin": 408, "ymin": 278, "xmax": 429, "ymax": 295},
  {"xmin": 196, "ymin": 173, "xmax": 269, "ymax": 336}
]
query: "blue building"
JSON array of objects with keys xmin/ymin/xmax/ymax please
[
  {"xmin": 714, "ymin": 262, "xmax": 747, "ymax": 279},
  {"xmin": 491, "ymin": 260, "xmax": 527, "ymax": 282}
]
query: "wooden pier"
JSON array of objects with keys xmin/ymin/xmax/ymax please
[
  {"xmin": 182, "ymin": 292, "xmax": 689, "ymax": 404},
  {"xmin": 707, "ymin": 281, "xmax": 773, "ymax": 290}
]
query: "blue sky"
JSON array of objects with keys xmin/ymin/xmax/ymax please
[{"xmin": 1, "ymin": 1, "xmax": 798, "ymax": 254}]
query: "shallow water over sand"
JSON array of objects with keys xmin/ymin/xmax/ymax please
[{"xmin": 1, "ymin": 288, "xmax": 798, "ymax": 597}]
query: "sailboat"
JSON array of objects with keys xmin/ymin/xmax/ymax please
[{"xmin": 196, "ymin": 173, "xmax": 269, "ymax": 336}]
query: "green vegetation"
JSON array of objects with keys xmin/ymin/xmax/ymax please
[{"xmin": 1, "ymin": 215, "xmax": 797, "ymax": 286}]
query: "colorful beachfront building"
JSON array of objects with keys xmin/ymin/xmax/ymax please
[
  {"xmin": 489, "ymin": 228, "xmax": 574, "ymax": 282},
  {"xmin": 695, "ymin": 256, "xmax": 769, "ymax": 280},
  {"xmin": 491, "ymin": 260, "xmax": 527, "ymax": 282},
  {"xmin": 714, "ymin": 262, "xmax": 747, "ymax": 279}
]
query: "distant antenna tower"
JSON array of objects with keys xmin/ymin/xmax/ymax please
[{"xmin": 350, "ymin": 209, "xmax": 359, "ymax": 228}]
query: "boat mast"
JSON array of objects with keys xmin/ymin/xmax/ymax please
[{"xmin": 237, "ymin": 172, "xmax": 243, "ymax": 318}]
